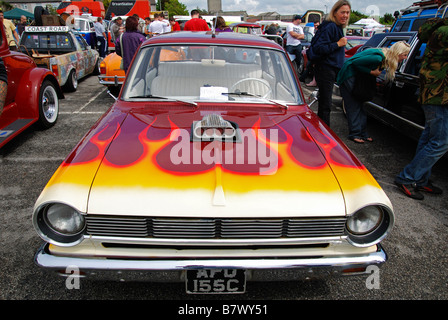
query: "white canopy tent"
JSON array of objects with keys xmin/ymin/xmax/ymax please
[{"xmin": 354, "ymin": 18, "xmax": 385, "ymax": 28}]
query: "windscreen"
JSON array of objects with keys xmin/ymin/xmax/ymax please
[{"xmin": 122, "ymin": 44, "xmax": 302, "ymax": 105}]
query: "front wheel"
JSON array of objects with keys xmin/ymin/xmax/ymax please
[{"xmin": 37, "ymin": 80, "xmax": 59, "ymax": 129}]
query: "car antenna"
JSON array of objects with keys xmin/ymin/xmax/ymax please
[{"xmin": 212, "ymin": 16, "xmax": 217, "ymax": 38}]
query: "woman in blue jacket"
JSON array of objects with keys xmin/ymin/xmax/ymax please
[{"xmin": 311, "ymin": 0, "xmax": 351, "ymax": 127}]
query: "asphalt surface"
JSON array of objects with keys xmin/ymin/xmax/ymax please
[{"xmin": 0, "ymin": 74, "xmax": 447, "ymax": 301}]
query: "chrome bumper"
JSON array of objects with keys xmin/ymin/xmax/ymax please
[
  {"xmin": 98, "ymin": 75, "xmax": 124, "ymax": 86},
  {"xmin": 34, "ymin": 243, "xmax": 387, "ymax": 282}
]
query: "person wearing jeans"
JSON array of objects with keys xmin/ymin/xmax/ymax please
[
  {"xmin": 395, "ymin": 105, "xmax": 448, "ymax": 199},
  {"xmin": 395, "ymin": 17, "xmax": 448, "ymax": 200},
  {"xmin": 337, "ymin": 42, "xmax": 410, "ymax": 143}
]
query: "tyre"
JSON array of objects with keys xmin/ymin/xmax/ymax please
[
  {"xmin": 64, "ymin": 69, "xmax": 78, "ymax": 92},
  {"xmin": 37, "ymin": 80, "xmax": 59, "ymax": 129},
  {"xmin": 92, "ymin": 58, "xmax": 101, "ymax": 75},
  {"xmin": 297, "ymin": 58, "xmax": 305, "ymax": 75}
]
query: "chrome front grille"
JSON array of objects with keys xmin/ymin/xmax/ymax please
[{"xmin": 85, "ymin": 216, "xmax": 347, "ymax": 239}]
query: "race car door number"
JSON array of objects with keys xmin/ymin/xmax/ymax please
[{"xmin": 186, "ymin": 269, "xmax": 246, "ymax": 294}]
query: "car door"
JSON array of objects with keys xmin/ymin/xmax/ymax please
[
  {"xmin": 370, "ymin": 33, "xmax": 424, "ymax": 139},
  {"xmin": 74, "ymin": 33, "xmax": 95, "ymax": 76},
  {"xmin": 391, "ymin": 38, "xmax": 425, "ymax": 128}
]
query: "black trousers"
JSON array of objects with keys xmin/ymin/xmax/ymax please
[{"xmin": 314, "ymin": 63, "xmax": 339, "ymax": 127}]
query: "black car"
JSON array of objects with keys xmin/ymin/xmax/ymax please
[{"xmin": 358, "ymin": 31, "xmax": 426, "ymax": 141}]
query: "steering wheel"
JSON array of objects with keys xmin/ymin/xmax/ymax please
[{"xmin": 230, "ymin": 78, "xmax": 272, "ymax": 99}]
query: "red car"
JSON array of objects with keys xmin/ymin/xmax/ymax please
[
  {"xmin": 344, "ymin": 35, "xmax": 370, "ymax": 58},
  {"xmin": 0, "ymin": 24, "xmax": 64, "ymax": 148},
  {"xmin": 33, "ymin": 32, "xmax": 394, "ymax": 293},
  {"xmin": 300, "ymin": 35, "xmax": 369, "ymax": 75}
]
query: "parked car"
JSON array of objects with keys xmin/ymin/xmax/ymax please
[
  {"xmin": 301, "ymin": 35, "xmax": 368, "ymax": 79},
  {"xmin": 344, "ymin": 35, "xmax": 370, "ymax": 58},
  {"xmin": 72, "ymin": 16, "xmax": 97, "ymax": 48},
  {"xmin": 98, "ymin": 52, "xmax": 125, "ymax": 92},
  {"xmin": 356, "ymin": 31, "xmax": 425, "ymax": 141},
  {"xmin": 391, "ymin": 0, "xmax": 448, "ymax": 32},
  {"xmin": 98, "ymin": 48, "xmax": 186, "ymax": 92},
  {"xmin": 230, "ymin": 22, "xmax": 263, "ymax": 35},
  {"xmin": 19, "ymin": 26, "xmax": 100, "ymax": 92},
  {"xmin": 33, "ymin": 32, "xmax": 394, "ymax": 293},
  {"xmin": 0, "ymin": 23, "xmax": 64, "ymax": 148}
]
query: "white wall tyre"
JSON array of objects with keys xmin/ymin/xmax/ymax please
[{"xmin": 38, "ymin": 80, "xmax": 59, "ymax": 129}]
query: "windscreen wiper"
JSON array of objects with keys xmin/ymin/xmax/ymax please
[
  {"xmin": 222, "ymin": 92, "xmax": 288, "ymax": 109},
  {"xmin": 128, "ymin": 94, "xmax": 197, "ymax": 107}
]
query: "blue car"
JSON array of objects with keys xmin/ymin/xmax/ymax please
[{"xmin": 73, "ymin": 17, "xmax": 96, "ymax": 48}]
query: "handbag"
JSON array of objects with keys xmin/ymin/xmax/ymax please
[
  {"xmin": 352, "ymin": 72, "xmax": 376, "ymax": 101},
  {"xmin": 306, "ymin": 29, "xmax": 323, "ymax": 62}
]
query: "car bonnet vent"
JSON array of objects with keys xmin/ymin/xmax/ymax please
[{"xmin": 191, "ymin": 114, "xmax": 241, "ymax": 142}]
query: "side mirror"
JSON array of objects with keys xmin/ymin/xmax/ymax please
[{"xmin": 308, "ymin": 90, "xmax": 318, "ymax": 107}]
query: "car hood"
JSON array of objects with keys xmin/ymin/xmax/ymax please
[{"xmin": 37, "ymin": 105, "xmax": 387, "ymax": 218}]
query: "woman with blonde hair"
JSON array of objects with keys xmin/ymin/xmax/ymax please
[
  {"xmin": 336, "ymin": 41, "xmax": 411, "ymax": 143},
  {"xmin": 308, "ymin": 0, "xmax": 351, "ymax": 126}
]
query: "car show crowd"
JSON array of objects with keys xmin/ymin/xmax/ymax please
[{"xmin": 1, "ymin": 0, "xmax": 447, "ymax": 202}]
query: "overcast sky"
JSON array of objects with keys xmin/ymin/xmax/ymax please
[{"xmin": 182, "ymin": 0, "xmax": 412, "ymax": 16}]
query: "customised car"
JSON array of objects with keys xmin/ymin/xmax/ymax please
[
  {"xmin": 0, "ymin": 21, "xmax": 64, "ymax": 148},
  {"xmin": 33, "ymin": 32, "xmax": 394, "ymax": 294},
  {"xmin": 19, "ymin": 26, "xmax": 100, "ymax": 92}
]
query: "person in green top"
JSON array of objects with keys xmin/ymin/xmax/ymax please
[
  {"xmin": 394, "ymin": 18, "xmax": 448, "ymax": 200},
  {"xmin": 336, "ymin": 41, "xmax": 410, "ymax": 143}
]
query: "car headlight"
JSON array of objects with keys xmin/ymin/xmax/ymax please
[
  {"xmin": 346, "ymin": 205, "xmax": 394, "ymax": 247},
  {"xmin": 44, "ymin": 203, "xmax": 85, "ymax": 235},
  {"xmin": 34, "ymin": 203, "xmax": 86, "ymax": 246}
]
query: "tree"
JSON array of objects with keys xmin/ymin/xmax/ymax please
[
  {"xmin": 380, "ymin": 13, "xmax": 395, "ymax": 25},
  {"xmin": 103, "ymin": 0, "xmax": 112, "ymax": 12},
  {"xmin": 0, "ymin": 1, "xmax": 13, "ymax": 12},
  {"xmin": 350, "ymin": 10, "xmax": 368, "ymax": 25},
  {"xmin": 165, "ymin": 0, "xmax": 188, "ymax": 16}
]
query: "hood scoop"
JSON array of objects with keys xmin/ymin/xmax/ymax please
[{"xmin": 191, "ymin": 114, "xmax": 240, "ymax": 142}]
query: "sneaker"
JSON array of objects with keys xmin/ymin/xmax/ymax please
[
  {"xmin": 394, "ymin": 182, "xmax": 424, "ymax": 200},
  {"xmin": 417, "ymin": 182, "xmax": 443, "ymax": 195}
]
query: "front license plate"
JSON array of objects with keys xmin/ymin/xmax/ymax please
[{"xmin": 186, "ymin": 269, "xmax": 246, "ymax": 294}]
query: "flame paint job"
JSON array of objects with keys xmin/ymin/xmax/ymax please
[{"xmin": 36, "ymin": 100, "xmax": 388, "ymax": 218}]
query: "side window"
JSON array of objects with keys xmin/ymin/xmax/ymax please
[
  {"xmin": 411, "ymin": 19, "xmax": 428, "ymax": 32},
  {"xmin": 75, "ymin": 34, "xmax": 87, "ymax": 50},
  {"xmin": 394, "ymin": 20, "xmax": 411, "ymax": 32},
  {"xmin": 404, "ymin": 41, "xmax": 425, "ymax": 76}
]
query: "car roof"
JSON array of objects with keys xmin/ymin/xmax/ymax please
[
  {"xmin": 361, "ymin": 31, "xmax": 418, "ymax": 49},
  {"xmin": 229, "ymin": 22, "xmax": 261, "ymax": 28},
  {"xmin": 141, "ymin": 31, "xmax": 282, "ymax": 49}
]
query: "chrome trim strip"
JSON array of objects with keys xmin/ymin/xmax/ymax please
[
  {"xmin": 84, "ymin": 235, "xmax": 346, "ymax": 246},
  {"xmin": 364, "ymin": 101, "xmax": 424, "ymax": 131},
  {"xmin": 35, "ymin": 243, "xmax": 386, "ymax": 274},
  {"xmin": 98, "ymin": 75, "xmax": 125, "ymax": 86}
]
